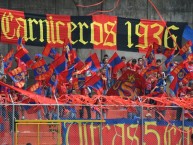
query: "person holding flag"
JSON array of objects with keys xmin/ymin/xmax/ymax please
[
  {"xmin": 108, "ymin": 52, "xmax": 126, "ymax": 86},
  {"xmin": 0, "ymin": 54, "xmax": 6, "ymax": 81},
  {"xmin": 0, "ymin": 53, "xmax": 7, "ymax": 121},
  {"xmin": 127, "ymin": 59, "xmax": 140, "ymax": 72},
  {"xmin": 101, "ymin": 57, "xmax": 111, "ymax": 89},
  {"xmin": 166, "ymin": 61, "xmax": 179, "ymax": 96},
  {"xmin": 120, "ymin": 56, "xmax": 128, "ymax": 74}
]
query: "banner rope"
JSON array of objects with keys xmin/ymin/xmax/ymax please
[
  {"xmin": 87, "ymin": 0, "xmax": 120, "ymax": 15},
  {"xmin": 76, "ymin": 0, "xmax": 105, "ymax": 8}
]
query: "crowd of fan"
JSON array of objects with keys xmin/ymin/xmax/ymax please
[{"xmin": 0, "ymin": 48, "xmax": 193, "ymax": 129}]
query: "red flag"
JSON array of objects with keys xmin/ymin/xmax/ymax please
[
  {"xmin": 179, "ymin": 40, "xmax": 192, "ymax": 60},
  {"xmin": 85, "ymin": 53, "xmax": 101, "ymax": 72},
  {"xmin": 42, "ymin": 43, "xmax": 59, "ymax": 59},
  {"xmin": 163, "ymin": 48, "xmax": 175, "ymax": 68},
  {"xmin": 58, "ymin": 66, "xmax": 75, "ymax": 82},
  {"xmin": 179, "ymin": 41, "xmax": 192, "ymax": 55},
  {"xmin": 74, "ymin": 62, "xmax": 92, "ymax": 75},
  {"xmin": 107, "ymin": 69, "xmax": 145, "ymax": 97},
  {"xmin": 145, "ymin": 44, "xmax": 156, "ymax": 65},
  {"xmin": 170, "ymin": 62, "xmax": 186, "ymax": 77}
]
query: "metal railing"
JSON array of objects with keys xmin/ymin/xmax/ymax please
[{"xmin": 0, "ymin": 102, "xmax": 193, "ymax": 145}]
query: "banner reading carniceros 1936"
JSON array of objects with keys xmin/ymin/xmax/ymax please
[{"xmin": 0, "ymin": 8, "xmax": 187, "ymax": 51}]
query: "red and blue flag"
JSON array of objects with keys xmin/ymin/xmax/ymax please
[
  {"xmin": 163, "ymin": 48, "xmax": 175, "ymax": 68},
  {"xmin": 170, "ymin": 62, "xmax": 190, "ymax": 95},
  {"xmin": 85, "ymin": 74, "xmax": 103, "ymax": 95},
  {"xmin": 31, "ymin": 59, "xmax": 49, "ymax": 80},
  {"xmin": 169, "ymin": 77, "xmax": 179, "ymax": 95},
  {"xmin": 145, "ymin": 44, "xmax": 155, "ymax": 65},
  {"xmin": 27, "ymin": 82, "xmax": 42, "ymax": 95},
  {"xmin": 47, "ymin": 72, "xmax": 58, "ymax": 94},
  {"xmin": 74, "ymin": 57, "xmax": 85, "ymax": 70},
  {"xmin": 170, "ymin": 62, "xmax": 189, "ymax": 80},
  {"xmin": 15, "ymin": 48, "xmax": 34, "ymax": 67},
  {"xmin": 108, "ymin": 52, "xmax": 126, "ymax": 73},
  {"xmin": 58, "ymin": 66, "xmax": 75, "ymax": 82},
  {"xmin": 179, "ymin": 40, "xmax": 192, "ymax": 60},
  {"xmin": 8, "ymin": 65, "xmax": 26, "ymax": 88},
  {"xmin": 50, "ymin": 55, "xmax": 67, "ymax": 74},
  {"xmin": 85, "ymin": 53, "xmax": 101, "ymax": 72},
  {"xmin": 42, "ymin": 43, "xmax": 59, "ymax": 59},
  {"xmin": 72, "ymin": 77, "xmax": 85, "ymax": 90}
]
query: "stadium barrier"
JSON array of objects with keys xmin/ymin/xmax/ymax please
[{"xmin": 0, "ymin": 103, "xmax": 193, "ymax": 145}]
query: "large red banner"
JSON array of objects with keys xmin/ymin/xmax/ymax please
[{"xmin": 64, "ymin": 121, "xmax": 192, "ymax": 145}]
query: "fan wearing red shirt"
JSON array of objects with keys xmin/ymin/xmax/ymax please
[
  {"xmin": 137, "ymin": 58, "xmax": 145, "ymax": 73},
  {"xmin": 120, "ymin": 56, "xmax": 127, "ymax": 74},
  {"xmin": 177, "ymin": 82, "xmax": 192, "ymax": 98},
  {"xmin": 127, "ymin": 59, "xmax": 140, "ymax": 72},
  {"xmin": 100, "ymin": 68, "xmax": 108, "ymax": 95}
]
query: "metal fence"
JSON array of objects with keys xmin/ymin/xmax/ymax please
[{"xmin": 0, "ymin": 103, "xmax": 193, "ymax": 145}]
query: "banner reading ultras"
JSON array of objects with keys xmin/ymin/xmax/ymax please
[{"xmin": 0, "ymin": 8, "xmax": 187, "ymax": 51}]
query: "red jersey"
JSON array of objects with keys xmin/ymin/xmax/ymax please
[
  {"xmin": 120, "ymin": 63, "xmax": 127, "ymax": 74},
  {"xmin": 177, "ymin": 86, "xmax": 191, "ymax": 98},
  {"xmin": 127, "ymin": 62, "xmax": 140, "ymax": 71}
]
